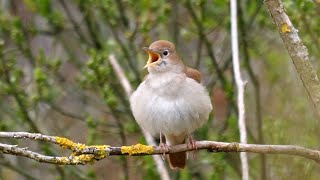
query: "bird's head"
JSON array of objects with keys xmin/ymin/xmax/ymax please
[{"xmin": 143, "ymin": 40, "xmax": 185, "ymax": 74}]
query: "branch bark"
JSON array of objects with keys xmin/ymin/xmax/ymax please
[
  {"xmin": 265, "ymin": 0, "xmax": 320, "ymax": 117},
  {"xmin": 1, "ymin": 132, "xmax": 320, "ymax": 165}
]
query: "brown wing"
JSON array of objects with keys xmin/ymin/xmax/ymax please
[{"xmin": 185, "ymin": 67, "xmax": 202, "ymax": 83}]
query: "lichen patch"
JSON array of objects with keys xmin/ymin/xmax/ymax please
[{"xmin": 121, "ymin": 144, "xmax": 153, "ymax": 156}]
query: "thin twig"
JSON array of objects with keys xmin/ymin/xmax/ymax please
[
  {"xmin": 184, "ymin": 1, "xmax": 227, "ymax": 86},
  {"xmin": 58, "ymin": 0, "xmax": 90, "ymax": 46},
  {"xmin": 108, "ymin": 54, "xmax": 133, "ymax": 97},
  {"xmin": 78, "ymin": 2, "xmax": 102, "ymax": 50},
  {"xmin": 230, "ymin": 0, "xmax": 249, "ymax": 179},
  {"xmin": 114, "ymin": 0, "xmax": 129, "ymax": 27}
]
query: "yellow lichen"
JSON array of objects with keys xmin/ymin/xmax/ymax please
[
  {"xmin": 281, "ymin": 23, "xmax": 291, "ymax": 33},
  {"xmin": 70, "ymin": 152, "xmax": 77, "ymax": 156},
  {"xmin": 55, "ymin": 136, "xmax": 111, "ymax": 164},
  {"xmin": 76, "ymin": 143, "xmax": 87, "ymax": 150},
  {"xmin": 236, "ymin": 144, "xmax": 240, "ymax": 151},
  {"xmin": 68, "ymin": 146, "xmax": 109, "ymax": 164},
  {"xmin": 57, "ymin": 157, "xmax": 71, "ymax": 164},
  {"xmin": 121, "ymin": 144, "xmax": 153, "ymax": 156},
  {"xmin": 55, "ymin": 137, "xmax": 76, "ymax": 149},
  {"xmin": 55, "ymin": 137, "xmax": 86, "ymax": 151},
  {"xmin": 230, "ymin": 142, "xmax": 240, "ymax": 151},
  {"xmin": 72, "ymin": 154, "xmax": 95, "ymax": 164},
  {"xmin": 86, "ymin": 145, "xmax": 110, "ymax": 159},
  {"xmin": 94, "ymin": 145, "xmax": 109, "ymax": 156}
]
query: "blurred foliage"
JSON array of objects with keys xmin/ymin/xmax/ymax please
[{"xmin": 0, "ymin": 0, "xmax": 320, "ymax": 179}]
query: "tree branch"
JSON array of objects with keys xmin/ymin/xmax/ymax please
[
  {"xmin": 1, "ymin": 132, "xmax": 320, "ymax": 166},
  {"xmin": 265, "ymin": 0, "xmax": 320, "ymax": 117}
]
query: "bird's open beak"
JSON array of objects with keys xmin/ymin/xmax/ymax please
[{"xmin": 143, "ymin": 47, "xmax": 160, "ymax": 68}]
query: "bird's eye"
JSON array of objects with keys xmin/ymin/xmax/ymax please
[{"xmin": 163, "ymin": 50, "xmax": 169, "ymax": 56}]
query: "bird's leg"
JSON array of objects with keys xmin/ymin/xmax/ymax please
[
  {"xmin": 159, "ymin": 130, "xmax": 169, "ymax": 160},
  {"xmin": 187, "ymin": 135, "xmax": 197, "ymax": 160},
  {"xmin": 187, "ymin": 135, "xmax": 197, "ymax": 150}
]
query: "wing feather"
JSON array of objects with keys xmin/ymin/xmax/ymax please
[{"xmin": 185, "ymin": 67, "xmax": 202, "ymax": 83}]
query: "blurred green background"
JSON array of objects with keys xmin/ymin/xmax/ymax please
[{"xmin": 0, "ymin": 0, "xmax": 320, "ymax": 179}]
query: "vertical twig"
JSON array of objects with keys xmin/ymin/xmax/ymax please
[
  {"xmin": 78, "ymin": 1, "xmax": 102, "ymax": 50},
  {"xmin": 108, "ymin": 54, "xmax": 170, "ymax": 180},
  {"xmin": 230, "ymin": 0, "xmax": 249, "ymax": 179},
  {"xmin": 170, "ymin": 0, "xmax": 180, "ymax": 46},
  {"xmin": 114, "ymin": 0, "xmax": 129, "ymax": 28}
]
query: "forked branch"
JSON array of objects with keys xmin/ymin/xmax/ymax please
[{"xmin": 1, "ymin": 132, "xmax": 320, "ymax": 165}]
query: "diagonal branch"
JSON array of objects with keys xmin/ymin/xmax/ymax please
[
  {"xmin": 265, "ymin": 0, "xmax": 320, "ymax": 117},
  {"xmin": 184, "ymin": 1, "xmax": 227, "ymax": 86}
]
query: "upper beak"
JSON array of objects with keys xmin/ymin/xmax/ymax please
[{"xmin": 143, "ymin": 47, "xmax": 161, "ymax": 68}]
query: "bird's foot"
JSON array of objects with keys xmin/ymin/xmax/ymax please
[
  {"xmin": 159, "ymin": 143, "xmax": 170, "ymax": 160},
  {"xmin": 187, "ymin": 136, "xmax": 197, "ymax": 160},
  {"xmin": 187, "ymin": 136, "xmax": 197, "ymax": 150}
]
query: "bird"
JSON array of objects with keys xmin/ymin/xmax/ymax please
[{"xmin": 130, "ymin": 40, "xmax": 212, "ymax": 169}]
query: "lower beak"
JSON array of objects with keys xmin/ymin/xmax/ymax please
[{"xmin": 143, "ymin": 47, "xmax": 160, "ymax": 68}]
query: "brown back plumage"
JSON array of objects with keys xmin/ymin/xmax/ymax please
[{"xmin": 185, "ymin": 67, "xmax": 202, "ymax": 83}]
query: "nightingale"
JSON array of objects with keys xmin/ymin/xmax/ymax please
[{"xmin": 130, "ymin": 40, "xmax": 212, "ymax": 169}]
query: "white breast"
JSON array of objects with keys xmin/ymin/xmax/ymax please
[{"xmin": 130, "ymin": 72, "xmax": 212, "ymax": 137}]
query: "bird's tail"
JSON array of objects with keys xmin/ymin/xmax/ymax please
[
  {"xmin": 166, "ymin": 134, "xmax": 186, "ymax": 169},
  {"xmin": 168, "ymin": 151, "xmax": 186, "ymax": 169}
]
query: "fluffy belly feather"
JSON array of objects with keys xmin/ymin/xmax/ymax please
[{"xmin": 130, "ymin": 73, "xmax": 212, "ymax": 136}]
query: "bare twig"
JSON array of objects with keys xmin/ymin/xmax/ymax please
[
  {"xmin": 108, "ymin": 55, "xmax": 170, "ymax": 180},
  {"xmin": 230, "ymin": 0, "xmax": 249, "ymax": 179},
  {"xmin": 59, "ymin": 0, "xmax": 90, "ymax": 46},
  {"xmin": 1, "ymin": 132, "xmax": 320, "ymax": 166},
  {"xmin": 108, "ymin": 54, "xmax": 133, "ymax": 97},
  {"xmin": 106, "ymin": 22, "xmax": 141, "ymax": 83},
  {"xmin": 184, "ymin": 1, "xmax": 227, "ymax": 86},
  {"xmin": 265, "ymin": 0, "xmax": 320, "ymax": 117},
  {"xmin": 114, "ymin": 0, "xmax": 129, "ymax": 27},
  {"xmin": 170, "ymin": 0, "xmax": 180, "ymax": 46},
  {"xmin": 78, "ymin": 2, "xmax": 102, "ymax": 50}
]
